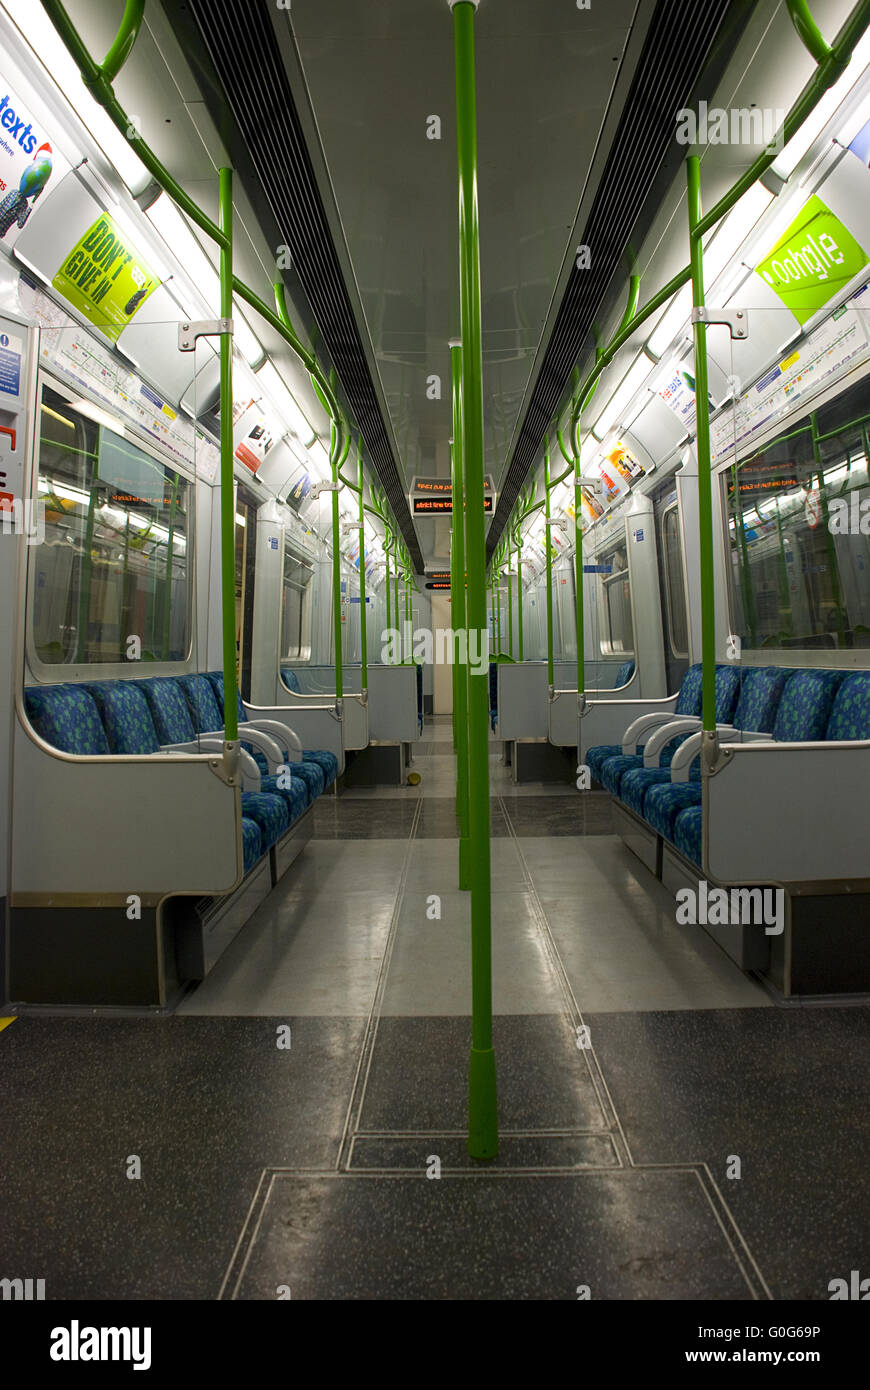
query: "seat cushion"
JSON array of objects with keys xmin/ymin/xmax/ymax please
[
  {"xmin": 84, "ymin": 681, "xmax": 161, "ymax": 755},
  {"xmin": 674, "ymin": 805, "xmax": 703, "ymax": 867},
  {"xmin": 261, "ymin": 775, "xmax": 309, "ymax": 822},
  {"xmin": 135, "ymin": 677, "xmax": 196, "ymax": 744},
  {"xmin": 586, "ymin": 744, "xmax": 624, "ymax": 781},
  {"xmin": 674, "ymin": 663, "xmax": 704, "ymax": 715},
  {"xmin": 242, "ymin": 817, "xmax": 263, "ymax": 874},
  {"xmin": 600, "ymin": 752, "xmax": 643, "ymax": 795},
  {"xmin": 644, "ymin": 781, "xmax": 703, "ymax": 841},
  {"xmin": 302, "ymin": 749, "xmax": 338, "ymax": 786},
  {"xmin": 240, "ymin": 791, "xmax": 290, "ymax": 849},
  {"xmin": 177, "ymin": 673, "xmax": 224, "ymax": 733},
  {"xmin": 772, "ymin": 669, "xmax": 845, "ymax": 742},
  {"xmin": 614, "ymin": 660, "xmax": 635, "ymax": 687},
  {"xmin": 713, "ymin": 664, "xmax": 742, "ymax": 723},
  {"xmin": 24, "ymin": 684, "xmax": 110, "ymax": 755},
  {"xmin": 619, "ymin": 765, "xmax": 674, "ymax": 817},
  {"xmin": 733, "ymin": 666, "xmax": 792, "ymax": 733},
  {"xmin": 825, "ymin": 672, "xmax": 870, "ymax": 740},
  {"xmin": 281, "ymin": 667, "xmax": 301, "ymax": 694},
  {"xmin": 204, "ymin": 670, "xmax": 246, "ymax": 725}
]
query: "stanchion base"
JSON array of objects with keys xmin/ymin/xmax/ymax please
[{"xmin": 468, "ymin": 1045, "xmax": 498, "ymax": 1159}]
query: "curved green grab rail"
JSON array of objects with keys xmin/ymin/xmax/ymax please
[{"xmin": 100, "ymin": 0, "xmax": 145, "ymax": 85}]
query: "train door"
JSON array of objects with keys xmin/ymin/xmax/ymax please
[{"xmin": 235, "ymin": 488, "xmax": 257, "ymax": 701}]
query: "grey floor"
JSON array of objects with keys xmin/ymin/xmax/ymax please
[{"xmin": 5, "ymin": 716, "xmax": 869, "ymax": 1299}]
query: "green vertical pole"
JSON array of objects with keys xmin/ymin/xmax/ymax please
[
  {"xmin": 219, "ymin": 167, "xmax": 238, "ymax": 745},
  {"xmin": 544, "ymin": 436, "xmax": 554, "ymax": 690},
  {"xmin": 687, "ymin": 156, "xmax": 715, "ymax": 734},
  {"xmin": 450, "ymin": 340, "xmax": 471, "ymax": 888},
  {"xmin": 161, "ymin": 475, "xmax": 178, "ymax": 660},
  {"xmin": 517, "ymin": 532, "xmax": 524, "ymax": 662},
  {"xmin": 500, "ymin": 533, "xmax": 508, "ymax": 658},
  {"xmin": 575, "ymin": 465, "xmax": 584, "ymax": 696},
  {"xmin": 495, "ymin": 564, "xmax": 501, "ymax": 654},
  {"xmin": 451, "ymin": 0, "xmax": 496, "ymax": 1160},
  {"xmin": 385, "ymin": 529, "xmax": 392, "ymax": 645},
  {"xmin": 358, "ymin": 443, "xmax": 368, "ymax": 690},
  {"xmin": 330, "ymin": 419, "xmax": 344, "ymax": 698}
]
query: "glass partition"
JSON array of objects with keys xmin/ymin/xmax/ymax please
[{"xmin": 30, "ymin": 378, "xmax": 192, "ymax": 667}]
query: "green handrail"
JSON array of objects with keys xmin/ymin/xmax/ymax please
[
  {"xmin": 357, "ymin": 443, "xmax": 367, "ymax": 691},
  {"xmin": 218, "ymin": 167, "xmax": 237, "ymax": 742},
  {"xmin": 506, "ymin": 534, "xmax": 513, "ymax": 659},
  {"xmin": 543, "ymin": 436, "xmax": 554, "ymax": 687},
  {"xmin": 451, "ymin": 0, "xmax": 496, "ymax": 1161},
  {"xmin": 686, "ymin": 156, "xmax": 715, "ymax": 733},
  {"xmin": 100, "ymin": 0, "xmax": 145, "ymax": 84}
]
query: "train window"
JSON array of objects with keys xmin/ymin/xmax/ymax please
[
  {"xmin": 661, "ymin": 503, "xmax": 689, "ymax": 658},
  {"xmin": 281, "ymin": 542, "xmax": 314, "ymax": 662},
  {"xmin": 723, "ymin": 371, "xmax": 870, "ymax": 652},
  {"xmin": 30, "ymin": 382, "xmax": 192, "ymax": 666},
  {"xmin": 601, "ymin": 543, "xmax": 634, "ymax": 655}
]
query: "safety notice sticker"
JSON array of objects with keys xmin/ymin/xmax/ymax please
[{"xmin": 0, "ymin": 329, "xmax": 21, "ymax": 395}]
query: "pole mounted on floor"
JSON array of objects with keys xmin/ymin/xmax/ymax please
[
  {"xmin": 450, "ymin": 0, "xmax": 497, "ymax": 1160},
  {"xmin": 450, "ymin": 339, "xmax": 471, "ymax": 889}
]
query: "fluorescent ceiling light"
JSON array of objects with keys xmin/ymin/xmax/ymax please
[
  {"xmin": 308, "ymin": 439, "xmax": 332, "ymax": 482},
  {"xmin": 646, "ymin": 283, "xmax": 693, "ymax": 357},
  {"xmin": 2, "ymin": 0, "xmax": 149, "ymax": 192},
  {"xmin": 772, "ymin": 30, "xmax": 870, "ymax": 179},
  {"xmin": 232, "ymin": 312, "xmax": 262, "ymax": 368},
  {"xmin": 591, "ymin": 351, "xmax": 655, "ymax": 436},
  {"xmin": 837, "ymin": 86, "xmax": 870, "ymax": 147},
  {"xmin": 235, "ymin": 512, "xmax": 246, "ymax": 527},
  {"xmin": 703, "ymin": 184, "xmax": 774, "ymax": 285},
  {"xmin": 38, "ymin": 478, "xmax": 89, "ymax": 505},
  {"xmin": 255, "ymin": 360, "xmax": 315, "ymax": 443},
  {"xmin": 146, "ymin": 194, "xmax": 221, "ymax": 309}
]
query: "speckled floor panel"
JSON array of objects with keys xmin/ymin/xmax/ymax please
[
  {"xmin": 585, "ymin": 1007, "xmax": 870, "ymax": 1301},
  {"xmin": 221, "ymin": 1169, "xmax": 757, "ymax": 1300}
]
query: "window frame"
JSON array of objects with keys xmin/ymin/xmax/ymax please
[
  {"xmin": 660, "ymin": 499, "xmax": 690, "ymax": 659},
  {"xmin": 26, "ymin": 369, "xmax": 197, "ymax": 684}
]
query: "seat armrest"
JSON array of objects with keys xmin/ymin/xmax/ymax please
[
  {"xmin": 243, "ymin": 717, "xmax": 303, "ymax": 761},
  {"xmin": 668, "ymin": 725, "xmax": 739, "ymax": 780},
  {"xmin": 622, "ymin": 711, "xmax": 700, "ymax": 755},
  {"xmin": 643, "ymin": 717, "xmax": 708, "ymax": 767},
  {"xmin": 162, "ymin": 738, "xmax": 262, "ymax": 789}
]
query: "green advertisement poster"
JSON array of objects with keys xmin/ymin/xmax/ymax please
[
  {"xmin": 754, "ymin": 194, "xmax": 869, "ymax": 325},
  {"xmin": 52, "ymin": 212, "xmax": 160, "ymax": 343}
]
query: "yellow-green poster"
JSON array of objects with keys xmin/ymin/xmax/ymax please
[{"xmin": 52, "ymin": 212, "xmax": 160, "ymax": 342}]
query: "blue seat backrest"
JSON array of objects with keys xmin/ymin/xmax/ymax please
[
  {"xmin": 825, "ymin": 672, "xmax": 870, "ymax": 741},
  {"xmin": 177, "ymin": 673, "xmax": 225, "ymax": 733},
  {"xmin": 25, "ymin": 684, "xmax": 110, "ymax": 756},
  {"xmin": 713, "ymin": 665, "xmax": 742, "ymax": 723},
  {"xmin": 282, "ymin": 668, "xmax": 301, "ymax": 694},
  {"xmin": 84, "ymin": 681, "xmax": 161, "ymax": 755},
  {"xmin": 615, "ymin": 660, "xmax": 635, "ymax": 687},
  {"xmin": 205, "ymin": 670, "xmax": 246, "ymax": 725},
  {"xmin": 674, "ymin": 664, "xmax": 703, "ymax": 716},
  {"xmin": 733, "ymin": 666, "xmax": 792, "ymax": 733},
  {"xmin": 772, "ymin": 669, "xmax": 846, "ymax": 742},
  {"xmin": 136, "ymin": 677, "xmax": 197, "ymax": 744}
]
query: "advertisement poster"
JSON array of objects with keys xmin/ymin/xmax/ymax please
[
  {"xmin": 605, "ymin": 439, "xmax": 645, "ymax": 485},
  {"xmin": 0, "ymin": 78, "xmax": 68, "ymax": 249},
  {"xmin": 52, "ymin": 212, "xmax": 160, "ymax": 343},
  {"xmin": 753, "ymin": 194, "xmax": 869, "ymax": 326}
]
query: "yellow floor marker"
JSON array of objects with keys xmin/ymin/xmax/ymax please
[{"xmin": 0, "ymin": 1018, "xmax": 17, "ymax": 1033}]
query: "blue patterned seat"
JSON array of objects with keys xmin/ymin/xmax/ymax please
[
  {"xmin": 260, "ymin": 774, "xmax": 308, "ymax": 823},
  {"xmin": 135, "ymin": 677, "xmax": 197, "ymax": 744},
  {"xmin": 238, "ymin": 790, "xmax": 289, "ymax": 849},
  {"xmin": 604, "ymin": 663, "xmax": 739, "ymax": 799},
  {"xmin": 84, "ymin": 681, "xmax": 162, "ymax": 754},
  {"xmin": 242, "ymin": 817, "xmax": 262, "ymax": 874},
  {"xmin": 203, "ymin": 670, "xmax": 335, "ymax": 797},
  {"xmin": 587, "ymin": 663, "xmax": 704, "ymax": 787},
  {"xmin": 24, "ymin": 684, "xmax": 110, "ymax": 755},
  {"xmin": 614, "ymin": 660, "xmax": 635, "ymax": 687},
  {"xmin": 770, "ymin": 668, "xmax": 845, "ymax": 741},
  {"xmin": 824, "ymin": 672, "xmax": 870, "ymax": 740},
  {"xmin": 282, "ymin": 667, "xmax": 301, "ymax": 694},
  {"xmin": 674, "ymin": 805, "xmax": 703, "ymax": 867},
  {"xmin": 634, "ymin": 666, "xmax": 794, "ymax": 836}
]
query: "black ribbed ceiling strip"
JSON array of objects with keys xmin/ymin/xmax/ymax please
[
  {"xmin": 486, "ymin": 0, "xmax": 733, "ymax": 555},
  {"xmin": 186, "ymin": 0, "xmax": 424, "ymax": 570}
]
